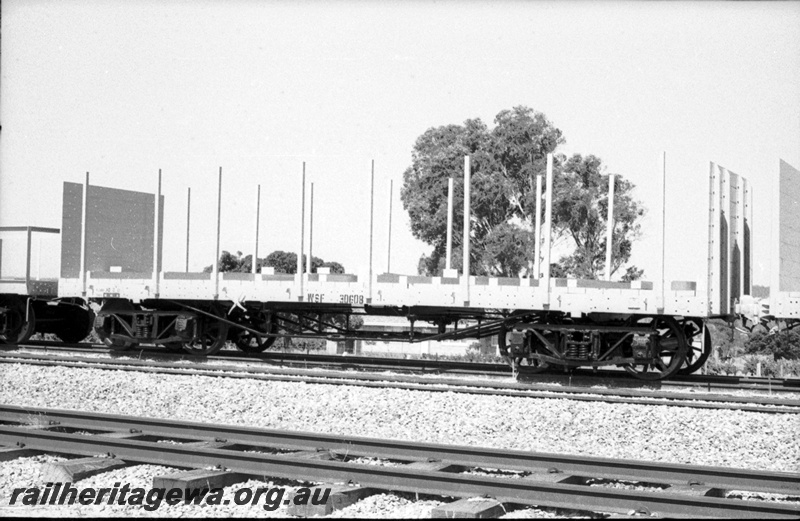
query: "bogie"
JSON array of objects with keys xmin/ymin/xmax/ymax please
[
  {"xmin": 499, "ymin": 314, "xmax": 688, "ymax": 381},
  {"xmin": 92, "ymin": 299, "xmax": 198, "ymax": 351}
]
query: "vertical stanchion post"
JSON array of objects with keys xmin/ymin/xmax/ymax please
[
  {"xmin": 154, "ymin": 169, "xmax": 162, "ymax": 298},
  {"xmin": 707, "ymin": 162, "xmax": 721, "ymax": 315},
  {"xmin": 542, "ymin": 154, "xmax": 553, "ymax": 306},
  {"xmin": 387, "ymin": 179, "xmax": 393, "ymax": 273},
  {"xmin": 253, "ymin": 184, "xmax": 261, "ymax": 275},
  {"xmin": 446, "ymin": 175, "xmax": 454, "ymax": 270},
  {"xmin": 25, "ymin": 227, "xmax": 32, "ymax": 285},
  {"xmin": 731, "ymin": 173, "xmax": 744, "ymax": 304},
  {"xmin": 744, "ymin": 178, "xmax": 753, "ymax": 295},
  {"xmin": 214, "ymin": 167, "xmax": 222, "ymax": 300},
  {"xmin": 463, "ymin": 155, "xmax": 471, "ymax": 305},
  {"xmin": 369, "ymin": 160, "xmax": 375, "ymax": 301},
  {"xmin": 719, "ymin": 166, "xmax": 731, "ymax": 314},
  {"xmin": 80, "ymin": 172, "xmax": 89, "ymax": 297},
  {"xmin": 185, "ymin": 187, "xmax": 191, "ymax": 273},
  {"xmin": 533, "ymin": 174, "xmax": 542, "ymax": 279},
  {"xmin": 308, "ymin": 182, "xmax": 314, "ymax": 273},
  {"xmin": 36, "ymin": 235, "xmax": 41, "ymax": 280},
  {"xmin": 297, "ymin": 162, "xmax": 306, "ymax": 299},
  {"xmin": 659, "ymin": 151, "xmax": 666, "ymax": 312},
  {"xmin": 605, "ymin": 173, "xmax": 616, "ymax": 281}
]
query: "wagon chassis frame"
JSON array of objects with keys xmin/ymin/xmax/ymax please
[
  {"xmin": 93, "ymin": 296, "xmax": 690, "ymax": 379},
  {"xmin": 98, "ymin": 299, "xmax": 514, "ymax": 346}
]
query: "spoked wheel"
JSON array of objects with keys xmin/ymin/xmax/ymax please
[
  {"xmin": 234, "ymin": 311, "xmax": 278, "ymax": 353},
  {"xmin": 678, "ymin": 319, "xmax": 712, "ymax": 375},
  {"xmin": 182, "ymin": 318, "xmax": 229, "ymax": 356},
  {"xmin": 624, "ymin": 315, "xmax": 687, "ymax": 381},
  {"xmin": 0, "ymin": 299, "xmax": 35, "ymax": 345},
  {"xmin": 498, "ymin": 327, "xmax": 549, "ymax": 376}
]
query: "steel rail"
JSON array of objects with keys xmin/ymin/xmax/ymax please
[
  {"xmin": 5, "ymin": 341, "xmax": 800, "ymax": 394},
  {"xmin": 0, "ymin": 406, "xmax": 798, "ymax": 518},
  {"xmin": 1, "ymin": 352, "xmax": 798, "ymax": 414},
  {"xmin": 1, "ymin": 405, "xmax": 798, "ymax": 494}
]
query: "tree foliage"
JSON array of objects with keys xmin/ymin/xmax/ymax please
[
  {"xmin": 401, "ymin": 106, "xmax": 644, "ymax": 279},
  {"xmin": 744, "ymin": 330, "xmax": 800, "ymax": 360},
  {"xmin": 552, "ymin": 154, "xmax": 644, "ymax": 279},
  {"xmin": 203, "ymin": 250, "xmax": 360, "ymax": 333},
  {"xmin": 204, "ymin": 251, "xmax": 345, "ymax": 275}
]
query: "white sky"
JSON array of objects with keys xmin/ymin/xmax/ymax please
[{"xmin": 1, "ymin": 0, "xmax": 798, "ymax": 286}]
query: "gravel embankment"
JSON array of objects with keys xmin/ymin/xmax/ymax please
[
  {"xmin": 0, "ymin": 363, "xmax": 798, "ymax": 517},
  {"xmin": 1, "ymin": 364, "xmax": 798, "ymax": 471}
]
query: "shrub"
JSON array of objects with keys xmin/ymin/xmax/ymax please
[
  {"xmin": 708, "ymin": 320, "xmax": 746, "ymax": 359},
  {"xmin": 742, "ymin": 356, "xmax": 763, "ymax": 376},
  {"xmin": 705, "ymin": 359, "xmax": 738, "ymax": 376},
  {"xmin": 420, "ymin": 350, "xmax": 504, "ymax": 364},
  {"xmin": 742, "ymin": 355, "xmax": 785, "ymax": 377},
  {"xmin": 744, "ymin": 332, "xmax": 769, "ymax": 355},
  {"xmin": 761, "ymin": 359, "xmax": 780, "ymax": 378},
  {"xmin": 744, "ymin": 330, "xmax": 800, "ymax": 360},
  {"xmin": 780, "ymin": 360, "xmax": 800, "ymax": 377},
  {"xmin": 742, "ymin": 356, "xmax": 800, "ymax": 377}
]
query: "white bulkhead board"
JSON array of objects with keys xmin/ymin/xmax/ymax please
[
  {"xmin": 708, "ymin": 162, "xmax": 751, "ymax": 315},
  {"xmin": 772, "ymin": 160, "xmax": 800, "ymax": 294}
]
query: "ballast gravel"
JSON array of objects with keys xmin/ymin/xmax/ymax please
[
  {"xmin": 0, "ymin": 363, "xmax": 798, "ymax": 517},
  {"xmin": 0, "ymin": 456, "xmax": 303, "ymax": 518},
  {"xmin": 1, "ymin": 364, "xmax": 797, "ymax": 472}
]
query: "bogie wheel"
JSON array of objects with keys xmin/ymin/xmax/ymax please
[
  {"xmin": 678, "ymin": 320, "xmax": 712, "ymax": 375},
  {"xmin": 95, "ymin": 299, "xmax": 139, "ymax": 351},
  {"xmin": 498, "ymin": 327, "xmax": 549, "ymax": 375},
  {"xmin": 182, "ymin": 318, "xmax": 229, "ymax": 356},
  {"xmin": 624, "ymin": 315, "xmax": 687, "ymax": 381},
  {"xmin": 234, "ymin": 312, "xmax": 279, "ymax": 353},
  {"xmin": 0, "ymin": 300, "xmax": 35, "ymax": 345},
  {"xmin": 54, "ymin": 303, "xmax": 95, "ymax": 344},
  {"xmin": 56, "ymin": 326, "xmax": 91, "ymax": 344}
]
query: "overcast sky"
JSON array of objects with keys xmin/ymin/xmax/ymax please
[{"xmin": 1, "ymin": 0, "xmax": 798, "ymax": 286}]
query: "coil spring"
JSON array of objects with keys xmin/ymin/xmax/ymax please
[
  {"xmin": 565, "ymin": 344, "xmax": 589, "ymax": 359},
  {"xmin": 134, "ymin": 325, "xmax": 152, "ymax": 338}
]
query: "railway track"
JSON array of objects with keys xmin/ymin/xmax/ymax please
[
  {"xmin": 8, "ymin": 340, "xmax": 800, "ymax": 395},
  {"xmin": 0, "ymin": 405, "xmax": 798, "ymax": 518},
  {"xmin": 1, "ymin": 349, "xmax": 799, "ymax": 414}
]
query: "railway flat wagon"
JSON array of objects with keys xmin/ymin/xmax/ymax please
[{"xmin": 2, "ymin": 156, "xmax": 798, "ymax": 381}]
